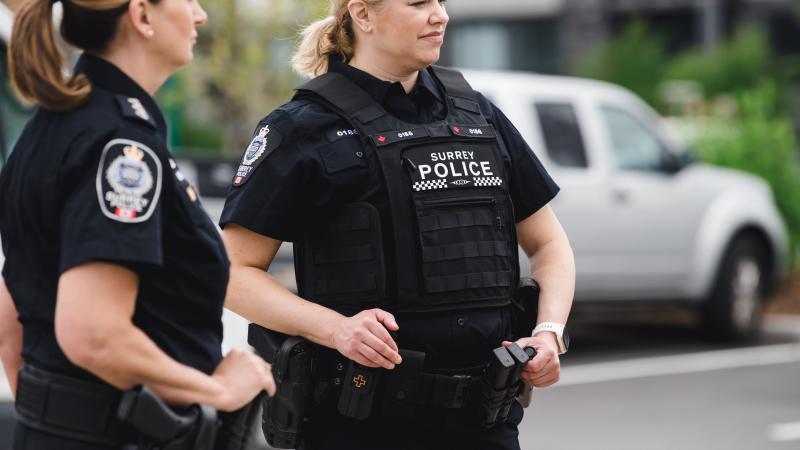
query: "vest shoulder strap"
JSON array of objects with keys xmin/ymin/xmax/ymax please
[
  {"xmin": 295, "ymin": 73, "xmax": 386, "ymax": 127},
  {"xmin": 429, "ymin": 65, "xmax": 477, "ymax": 101},
  {"xmin": 429, "ymin": 66, "xmax": 486, "ymax": 121}
]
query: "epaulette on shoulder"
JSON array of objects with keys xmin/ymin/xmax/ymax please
[{"xmin": 115, "ymin": 95, "xmax": 157, "ymax": 129}]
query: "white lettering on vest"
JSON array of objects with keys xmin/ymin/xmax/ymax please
[{"xmin": 418, "ymin": 161, "xmax": 494, "ymax": 180}]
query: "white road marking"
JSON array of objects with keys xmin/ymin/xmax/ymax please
[
  {"xmin": 558, "ymin": 342, "xmax": 800, "ymax": 387},
  {"xmin": 767, "ymin": 421, "xmax": 800, "ymax": 442}
]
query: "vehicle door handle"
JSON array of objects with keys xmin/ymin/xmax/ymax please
[{"xmin": 612, "ymin": 188, "xmax": 631, "ymax": 204}]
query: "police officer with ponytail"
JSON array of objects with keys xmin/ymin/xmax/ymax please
[
  {"xmin": 0, "ymin": 0, "xmax": 276, "ymax": 448},
  {"xmin": 222, "ymin": 1, "xmax": 575, "ymax": 449}
]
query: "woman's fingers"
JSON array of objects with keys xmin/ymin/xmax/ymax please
[
  {"xmin": 262, "ymin": 361, "xmax": 276, "ymax": 396},
  {"xmin": 362, "ymin": 326, "xmax": 402, "ymax": 364},
  {"xmin": 357, "ymin": 343, "xmax": 395, "ymax": 369},
  {"xmin": 365, "ymin": 319, "xmax": 399, "ymax": 353}
]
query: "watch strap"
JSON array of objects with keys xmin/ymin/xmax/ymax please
[{"xmin": 532, "ymin": 322, "xmax": 567, "ymax": 355}]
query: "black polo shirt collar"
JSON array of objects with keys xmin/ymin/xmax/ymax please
[
  {"xmin": 327, "ymin": 56, "xmax": 445, "ymax": 123},
  {"xmin": 75, "ymin": 53, "xmax": 168, "ymax": 136}
]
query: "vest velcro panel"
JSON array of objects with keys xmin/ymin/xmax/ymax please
[{"xmin": 296, "ymin": 203, "xmax": 386, "ymax": 308}]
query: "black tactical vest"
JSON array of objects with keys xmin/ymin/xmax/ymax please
[{"xmin": 293, "ymin": 66, "xmax": 519, "ymax": 314}]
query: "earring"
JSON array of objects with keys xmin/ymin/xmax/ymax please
[{"xmin": 147, "ymin": 29, "xmax": 155, "ymax": 38}]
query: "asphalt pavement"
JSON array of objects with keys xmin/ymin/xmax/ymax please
[{"xmin": 519, "ymin": 319, "xmax": 800, "ymax": 450}]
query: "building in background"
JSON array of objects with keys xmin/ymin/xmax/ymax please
[{"xmin": 441, "ymin": 0, "xmax": 800, "ymax": 74}]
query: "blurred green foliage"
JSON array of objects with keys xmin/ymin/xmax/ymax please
[
  {"xmin": 577, "ymin": 22, "xmax": 668, "ymax": 108},
  {"xmin": 666, "ymin": 27, "xmax": 771, "ymax": 98},
  {"xmin": 168, "ymin": 0, "xmax": 326, "ymax": 156},
  {"xmin": 579, "ymin": 21, "xmax": 800, "ymax": 267},
  {"xmin": 694, "ymin": 82, "xmax": 800, "ymax": 265}
]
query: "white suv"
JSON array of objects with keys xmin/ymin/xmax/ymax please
[{"xmin": 462, "ymin": 70, "xmax": 789, "ymax": 340}]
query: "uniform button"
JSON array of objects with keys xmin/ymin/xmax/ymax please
[
  {"xmin": 336, "ymin": 363, "xmax": 344, "ymax": 372},
  {"xmin": 356, "ymin": 151, "xmax": 364, "ymax": 158},
  {"xmin": 396, "ymin": 390, "xmax": 406, "ymax": 401},
  {"xmin": 333, "ymin": 377, "xmax": 342, "ymax": 386},
  {"xmin": 457, "ymin": 318, "xmax": 466, "ymax": 326}
]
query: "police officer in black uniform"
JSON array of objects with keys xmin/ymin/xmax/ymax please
[
  {"xmin": 0, "ymin": 1, "xmax": 274, "ymax": 449},
  {"xmin": 221, "ymin": 1, "xmax": 575, "ymax": 449}
]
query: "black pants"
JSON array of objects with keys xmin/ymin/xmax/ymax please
[
  {"xmin": 299, "ymin": 401, "xmax": 524, "ymax": 450},
  {"xmin": 11, "ymin": 422, "xmax": 119, "ymax": 450}
]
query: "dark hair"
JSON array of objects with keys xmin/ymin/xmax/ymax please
[
  {"xmin": 61, "ymin": 1, "xmax": 131, "ymax": 53},
  {"xmin": 8, "ymin": 0, "xmax": 159, "ymax": 111}
]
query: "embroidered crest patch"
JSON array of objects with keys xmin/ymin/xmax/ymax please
[
  {"xmin": 96, "ymin": 139, "xmax": 162, "ymax": 223},
  {"xmin": 233, "ymin": 125, "xmax": 282, "ymax": 186}
]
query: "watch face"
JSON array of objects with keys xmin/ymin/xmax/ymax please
[{"xmin": 563, "ymin": 327, "xmax": 571, "ymax": 352}]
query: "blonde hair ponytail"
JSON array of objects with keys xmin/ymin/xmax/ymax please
[{"xmin": 292, "ymin": 0, "xmax": 384, "ymax": 79}]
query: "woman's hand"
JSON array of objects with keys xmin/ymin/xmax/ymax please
[
  {"xmin": 503, "ymin": 334, "xmax": 561, "ymax": 388},
  {"xmin": 211, "ymin": 349, "xmax": 276, "ymax": 412},
  {"xmin": 332, "ymin": 309, "xmax": 403, "ymax": 369}
]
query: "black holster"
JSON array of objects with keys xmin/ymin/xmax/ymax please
[
  {"xmin": 512, "ymin": 277, "xmax": 540, "ymax": 340},
  {"xmin": 248, "ymin": 325, "xmax": 318, "ymax": 449},
  {"xmin": 117, "ymin": 385, "xmax": 219, "ymax": 450}
]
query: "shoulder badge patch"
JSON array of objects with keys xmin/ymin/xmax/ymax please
[
  {"xmin": 233, "ymin": 125, "xmax": 282, "ymax": 186},
  {"xmin": 96, "ymin": 139, "xmax": 163, "ymax": 223},
  {"xmin": 115, "ymin": 95, "xmax": 157, "ymax": 129}
]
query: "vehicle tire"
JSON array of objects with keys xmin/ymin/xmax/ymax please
[{"xmin": 702, "ymin": 236, "xmax": 769, "ymax": 341}]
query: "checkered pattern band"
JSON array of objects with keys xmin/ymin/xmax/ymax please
[
  {"xmin": 473, "ymin": 177, "xmax": 503, "ymax": 187},
  {"xmin": 413, "ymin": 179, "xmax": 449, "ymax": 191}
]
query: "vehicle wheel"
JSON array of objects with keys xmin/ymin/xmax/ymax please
[{"xmin": 702, "ymin": 236, "xmax": 768, "ymax": 341}]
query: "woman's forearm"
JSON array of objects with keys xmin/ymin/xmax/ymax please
[
  {"xmin": 0, "ymin": 280, "xmax": 22, "ymax": 396},
  {"xmin": 55, "ymin": 263, "xmax": 230, "ymax": 409},
  {"xmin": 529, "ymin": 236, "xmax": 575, "ymax": 325},
  {"xmin": 226, "ymin": 265, "xmax": 344, "ymax": 348},
  {"xmin": 76, "ymin": 321, "xmax": 226, "ymax": 406}
]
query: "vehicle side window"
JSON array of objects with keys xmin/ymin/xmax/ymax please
[
  {"xmin": 601, "ymin": 106, "xmax": 667, "ymax": 172},
  {"xmin": 534, "ymin": 102, "xmax": 588, "ymax": 168}
]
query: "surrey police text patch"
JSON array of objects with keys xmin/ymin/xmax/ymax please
[
  {"xmin": 96, "ymin": 139, "xmax": 162, "ymax": 223},
  {"xmin": 233, "ymin": 125, "xmax": 282, "ymax": 186},
  {"xmin": 404, "ymin": 144, "xmax": 504, "ymax": 192}
]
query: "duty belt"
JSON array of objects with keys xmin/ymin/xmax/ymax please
[
  {"xmin": 412, "ymin": 372, "xmax": 478, "ymax": 409},
  {"xmin": 15, "ymin": 364, "xmax": 130, "ymax": 445}
]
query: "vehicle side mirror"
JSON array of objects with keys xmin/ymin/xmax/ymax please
[{"xmin": 664, "ymin": 150, "xmax": 695, "ymax": 174}]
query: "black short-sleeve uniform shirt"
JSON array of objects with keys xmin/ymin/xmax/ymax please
[
  {"xmin": 221, "ymin": 57, "xmax": 559, "ymax": 368},
  {"xmin": 0, "ymin": 54, "xmax": 229, "ymax": 380}
]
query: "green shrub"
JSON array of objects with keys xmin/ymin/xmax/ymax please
[
  {"xmin": 666, "ymin": 27, "xmax": 771, "ymax": 99},
  {"xmin": 576, "ymin": 21, "xmax": 668, "ymax": 108},
  {"xmin": 694, "ymin": 82, "xmax": 800, "ymax": 267}
]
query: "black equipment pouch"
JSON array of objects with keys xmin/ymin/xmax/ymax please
[
  {"xmin": 480, "ymin": 343, "xmax": 534, "ymax": 428},
  {"xmin": 248, "ymin": 325, "xmax": 318, "ymax": 449},
  {"xmin": 15, "ymin": 364, "xmax": 128, "ymax": 446},
  {"xmin": 337, "ymin": 361, "xmax": 381, "ymax": 420},
  {"xmin": 378, "ymin": 349, "xmax": 425, "ymax": 417},
  {"xmin": 117, "ymin": 385, "xmax": 219, "ymax": 450}
]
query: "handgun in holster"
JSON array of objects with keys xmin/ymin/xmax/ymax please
[
  {"xmin": 248, "ymin": 324, "xmax": 318, "ymax": 449},
  {"xmin": 512, "ymin": 277, "xmax": 540, "ymax": 408},
  {"xmin": 117, "ymin": 385, "xmax": 219, "ymax": 450}
]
